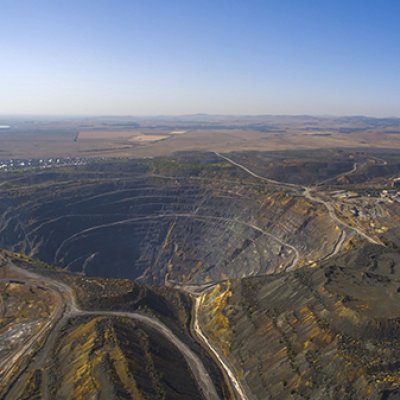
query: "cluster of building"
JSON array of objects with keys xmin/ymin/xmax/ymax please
[
  {"xmin": 380, "ymin": 189, "xmax": 400, "ymax": 203},
  {"xmin": 379, "ymin": 177, "xmax": 400, "ymax": 203},
  {"xmin": 0, "ymin": 157, "xmax": 88, "ymax": 172}
]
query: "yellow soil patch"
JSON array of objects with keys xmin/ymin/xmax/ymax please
[
  {"xmin": 202, "ymin": 282, "xmax": 233, "ymax": 356},
  {"xmin": 170, "ymin": 130, "xmax": 187, "ymax": 134},
  {"xmin": 130, "ymin": 135, "xmax": 169, "ymax": 142},
  {"xmin": 79, "ymin": 130, "xmax": 137, "ymax": 139}
]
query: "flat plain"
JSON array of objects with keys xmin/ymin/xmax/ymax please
[{"xmin": 1, "ymin": 115, "xmax": 400, "ymax": 159}]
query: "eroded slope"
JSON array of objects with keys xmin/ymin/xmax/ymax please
[
  {"xmin": 0, "ymin": 252, "xmax": 228, "ymax": 400},
  {"xmin": 198, "ymin": 242, "xmax": 400, "ymax": 399}
]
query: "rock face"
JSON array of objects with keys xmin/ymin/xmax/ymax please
[
  {"xmin": 199, "ymin": 243, "xmax": 400, "ymax": 400},
  {"xmin": 49, "ymin": 315, "xmax": 206, "ymax": 400}
]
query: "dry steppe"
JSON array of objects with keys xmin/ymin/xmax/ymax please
[{"xmin": 1, "ymin": 115, "xmax": 400, "ymax": 159}]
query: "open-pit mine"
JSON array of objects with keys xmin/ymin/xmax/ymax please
[{"xmin": 1, "ymin": 147, "xmax": 400, "ymax": 399}]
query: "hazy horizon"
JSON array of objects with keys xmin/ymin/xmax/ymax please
[
  {"xmin": 2, "ymin": 0, "xmax": 400, "ymax": 117},
  {"xmin": 1, "ymin": 112, "xmax": 400, "ymax": 120}
]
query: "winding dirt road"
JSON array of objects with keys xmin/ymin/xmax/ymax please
[
  {"xmin": 302, "ymin": 187, "xmax": 382, "ymax": 245},
  {"xmin": 193, "ymin": 294, "xmax": 250, "ymax": 400},
  {"xmin": 78, "ymin": 309, "xmax": 221, "ymax": 400},
  {"xmin": 215, "ymin": 152, "xmax": 300, "ymax": 190},
  {"xmin": 216, "ymin": 152, "xmax": 382, "ymax": 249},
  {"xmin": 0, "ymin": 258, "xmax": 221, "ymax": 400}
]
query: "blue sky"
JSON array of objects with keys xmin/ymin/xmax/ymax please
[{"xmin": 1, "ymin": 0, "xmax": 399, "ymax": 116}]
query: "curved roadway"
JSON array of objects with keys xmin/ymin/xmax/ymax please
[
  {"xmin": 216, "ymin": 152, "xmax": 383, "ymax": 248},
  {"xmin": 1, "ymin": 258, "xmax": 221, "ymax": 400}
]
